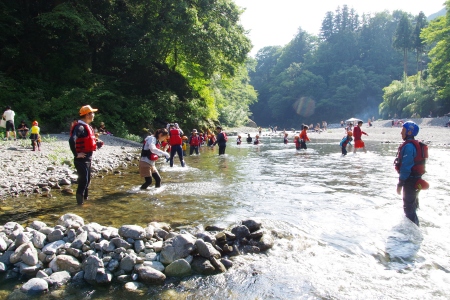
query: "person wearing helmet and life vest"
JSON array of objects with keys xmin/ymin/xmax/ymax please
[
  {"xmin": 139, "ymin": 128, "xmax": 170, "ymax": 189},
  {"xmin": 168, "ymin": 123, "xmax": 185, "ymax": 167},
  {"xmin": 353, "ymin": 120, "xmax": 368, "ymax": 153},
  {"xmin": 394, "ymin": 121, "xmax": 429, "ymax": 226},
  {"xmin": 30, "ymin": 121, "xmax": 41, "ymax": 151},
  {"xmin": 69, "ymin": 105, "xmax": 103, "ymax": 205},
  {"xmin": 189, "ymin": 129, "xmax": 201, "ymax": 155},
  {"xmin": 340, "ymin": 131, "xmax": 353, "ymax": 156}
]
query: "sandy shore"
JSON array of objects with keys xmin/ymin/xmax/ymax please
[{"xmin": 227, "ymin": 118, "xmax": 450, "ymax": 145}]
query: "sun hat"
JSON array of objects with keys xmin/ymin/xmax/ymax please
[
  {"xmin": 192, "ymin": 129, "xmax": 197, "ymax": 133},
  {"xmin": 79, "ymin": 105, "xmax": 98, "ymax": 116}
]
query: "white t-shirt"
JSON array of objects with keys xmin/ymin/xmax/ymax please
[{"xmin": 3, "ymin": 109, "xmax": 14, "ymax": 121}]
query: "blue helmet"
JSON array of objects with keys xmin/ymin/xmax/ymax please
[{"xmin": 403, "ymin": 121, "xmax": 419, "ymax": 136}]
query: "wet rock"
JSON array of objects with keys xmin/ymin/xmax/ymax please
[
  {"xmin": 220, "ymin": 258, "xmax": 233, "ymax": 269},
  {"xmin": 254, "ymin": 234, "xmax": 274, "ymax": 251},
  {"xmin": 118, "ymin": 225, "xmax": 145, "ymax": 240},
  {"xmin": 249, "ymin": 229, "xmax": 264, "ymax": 240},
  {"xmin": 209, "ymin": 257, "xmax": 227, "ymax": 273},
  {"xmin": 135, "ymin": 265, "xmax": 166, "ymax": 285},
  {"xmin": 191, "ymin": 257, "xmax": 215, "ymax": 275},
  {"xmin": 160, "ymin": 234, "xmax": 196, "ymax": 265},
  {"xmin": 241, "ymin": 219, "xmax": 262, "ymax": 233},
  {"xmin": 165, "ymin": 259, "xmax": 192, "ymax": 277},
  {"xmin": 231, "ymin": 225, "xmax": 250, "ymax": 240},
  {"xmin": 205, "ymin": 225, "xmax": 226, "ymax": 232},
  {"xmin": 57, "ymin": 213, "xmax": 84, "ymax": 229},
  {"xmin": 196, "ymin": 232, "xmax": 216, "ymax": 245},
  {"xmin": 20, "ymin": 278, "xmax": 48, "ymax": 295},
  {"xmin": 195, "ymin": 239, "xmax": 221, "ymax": 259},
  {"xmin": 49, "ymin": 255, "xmax": 81, "ymax": 275},
  {"xmin": 125, "ymin": 281, "xmax": 146, "ymax": 292}
]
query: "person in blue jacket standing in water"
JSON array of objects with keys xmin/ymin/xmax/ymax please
[
  {"xmin": 212, "ymin": 126, "xmax": 227, "ymax": 155},
  {"xmin": 395, "ymin": 121, "xmax": 428, "ymax": 226}
]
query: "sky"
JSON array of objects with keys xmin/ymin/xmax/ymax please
[{"xmin": 233, "ymin": 0, "xmax": 446, "ymax": 56}]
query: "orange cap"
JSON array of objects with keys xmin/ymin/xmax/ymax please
[
  {"xmin": 79, "ymin": 105, "xmax": 98, "ymax": 116},
  {"xmin": 32, "ymin": 121, "xmax": 38, "ymax": 126}
]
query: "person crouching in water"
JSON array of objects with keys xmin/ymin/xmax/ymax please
[
  {"xmin": 168, "ymin": 123, "xmax": 185, "ymax": 167},
  {"xmin": 353, "ymin": 120, "xmax": 368, "ymax": 153},
  {"xmin": 69, "ymin": 105, "xmax": 103, "ymax": 205},
  {"xmin": 340, "ymin": 131, "xmax": 353, "ymax": 155},
  {"xmin": 299, "ymin": 125, "xmax": 310, "ymax": 149},
  {"xmin": 140, "ymin": 128, "xmax": 170, "ymax": 189},
  {"xmin": 30, "ymin": 121, "xmax": 41, "ymax": 151}
]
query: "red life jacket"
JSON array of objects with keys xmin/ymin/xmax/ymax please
[
  {"xmin": 169, "ymin": 129, "xmax": 182, "ymax": 145},
  {"xmin": 394, "ymin": 140, "xmax": 428, "ymax": 176},
  {"xmin": 75, "ymin": 124, "xmax": 97, "ymax": 153},
  {"xmin": 222, "ymin": 132, "xmax": 228, "ymax": 142},
  {"xmin": 190, "ymin": 135, "xmax": 201, "ymax": 146}
]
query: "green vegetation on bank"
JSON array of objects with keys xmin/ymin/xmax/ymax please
[{"xmin": 0, "ymin": 0, "xmax": 255, "ymax": 137}]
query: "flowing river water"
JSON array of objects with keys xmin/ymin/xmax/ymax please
[{"xmin": 1, "ymin": 136, "xmax": 449, "ymax": 299}]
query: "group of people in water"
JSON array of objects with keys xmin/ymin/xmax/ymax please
[{"xmin": 69, "ymin": 105, "xmax": 427, "ymax": 227}]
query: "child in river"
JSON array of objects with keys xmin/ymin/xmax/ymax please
[
  {"xmin": 283, "ymin": 133, "xmax": 289, "ymax": 144},
  {"xmin": 253, "ymin": 134, "xmax": 260, "ymax": 145},
  {"xmin": 237, "ymin": 135, "xmax": 242, "ymax": 145},
  {"xmin": 294, "ymin": 136, "xmax": 301, "ymax": 150},
  {"xmin": 340, "ymin": 131, "xmax": 353, "ymax": 155}
]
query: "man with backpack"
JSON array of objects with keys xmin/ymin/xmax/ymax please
[
  {"xmin": 394, "ymin": 121, "xmax": 429, "ymax": 226},
  {"xmin": 212, "ymin": 126, "xmax": 227, "ymax": 155}
]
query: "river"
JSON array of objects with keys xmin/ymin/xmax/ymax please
[{"xmin": 1, "ymin": 136, "xmax": 449, "ymax": 299}]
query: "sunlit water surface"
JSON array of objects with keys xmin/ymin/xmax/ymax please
[{"xmin": 1, "ymin": 137, "xmax": 449, "ymax": 299}]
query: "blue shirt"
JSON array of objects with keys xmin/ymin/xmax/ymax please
[{"xmin": 399, "ymin": 140, "xmax": 416, "ymax": 181}]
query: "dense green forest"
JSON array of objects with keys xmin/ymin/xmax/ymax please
[
  {"xmin": 2, "ymin": 1, "xmax": 450, "ymax": 134},
  {"xmin": 249, "ymin": 4, "xmax": 450, "ymax": 127},
  {"xmin": 0, "ymin": 0, "xmax": 256, "ymax": 136}
]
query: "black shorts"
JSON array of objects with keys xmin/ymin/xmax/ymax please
[{"xmin": 6, "ymin": 120, "xmax": 15, "ymax": 131}]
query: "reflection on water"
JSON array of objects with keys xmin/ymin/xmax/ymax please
[{"xmin": 1, "ymin": 137, "xmax": 450, "ymax": 299}]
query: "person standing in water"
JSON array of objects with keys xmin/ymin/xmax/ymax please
[
  {"xmin": 283, "ymin": 133, "xmax": 289, "ymax": 144},
  {"xmin": 140, "ymin": 128, "xmax": 170, "ymax": 189},
  {"xmin": 246, "ymin": 133, "xmax": 252, "ymax": 144},
  {"xmin": 394, "ymin": 121, "xmax": 428, "ymax": 226},
  {"xmin": 340, "ymin": 131, "xmax": 353, "ymax": 156},
  {"xmin": 69, "ymin": 105, "xmax": 103, "ymax": 205},
  {"xmin": 299, "ymin": 125, "xmax": 310, "ymax": 149},
  {"xmin": 212, "ymin": 126, "xmax": 227, "ymax": 155},
  {"xmin": 168, "ymin": 123, "xmax": 185, "ymax": 167},
  {"xmin": 353, "ymin": 121, "xmax": 368, "ymax": 153}
]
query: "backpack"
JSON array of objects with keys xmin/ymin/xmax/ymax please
[{"xmin": 223, "ymin": 132, "xmax": 228, "ymax": 142}]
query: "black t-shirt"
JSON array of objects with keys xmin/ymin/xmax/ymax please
[{"xmin": 246, "ymin": 136, "xmax": 252, "ymax": 143}]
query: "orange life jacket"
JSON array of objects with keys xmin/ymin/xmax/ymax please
[
  {"xmin": 75, "ymin": 124, "xmax": 97, "ymax": 153},
  {"xmin": 394, "ymin": 140, "xmax": 428, "ymax": 176}
]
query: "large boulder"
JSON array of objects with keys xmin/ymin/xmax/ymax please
[
  {"xmin": 135, "ymin": 265, "xmax": 166, "ymax": 285},
  {"xmin": 160, "ymin": 234, "xmax": 196, "ymax": 265},
  {"xmin": 231, "ymin": 225, "xmax": 250, "ymax": 240},
  {"xmin": 118, "ymin": 225, "xmax": 145, "ymax": 240},
  {"xmin": 20, "ymin": 278, "xmax": 48, "ymax": 295},
  {"xmin": 57, "ymin": 214, "xmax": 84, "ymax": 229},
  {"xmin": 246, "ymin": 119, "xmax": 258, "ymax": 128},
  {"xmin": 49, "ymin": 255, "xmax": 81, "ymax": 275},
  {"xmin": 164, "ymin": 259, "xmax": 192, "ymax": 277}
]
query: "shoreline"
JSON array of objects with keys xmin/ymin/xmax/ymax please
[{"xmin": 0, "ymin": 134, "xmax": 142, "ymax": 201}]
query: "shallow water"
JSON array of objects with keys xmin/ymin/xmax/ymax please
[{"xmin": 1, "ymin": 136, "xmax": 450, "ymax": 299}]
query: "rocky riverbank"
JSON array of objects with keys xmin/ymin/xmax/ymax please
[
  {"xmin": 0, "ymin": 134, "xmax": 142, "ymax": 200},
  {"xmin": 0, "ymin": 213, "xmax": 273, "ymax": 296}
]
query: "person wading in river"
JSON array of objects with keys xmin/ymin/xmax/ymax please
[
  {"xmin": 394, "ymin": 121, "xmax": 429, "ymax": 226},
  {"xmin": 212, "ymin": 126, "xmax": 227, "ymax": 155},
  {"xmin": 69, "ymin": 105, "xmax": 103, "ymax": 205},
  {"xmin": 353, "ymin": 121, "xmax": 368, "ymax": 153},
  {"xmin": 140, "ymin": 128, "xmax": 170, "ymax": 189}
]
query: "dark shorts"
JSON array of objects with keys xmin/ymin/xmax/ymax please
[{"xmin": 6, "ymin": 120, "xmax": 14, "ymax": 131}]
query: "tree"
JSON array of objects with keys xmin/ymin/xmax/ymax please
[
  {"xmin": 412, "ymin": 12, "xmax": 428, "ymax": 78},
  {"xmin": 393, "ymin": 13, "xmax": 413, "ymax": 77}
]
